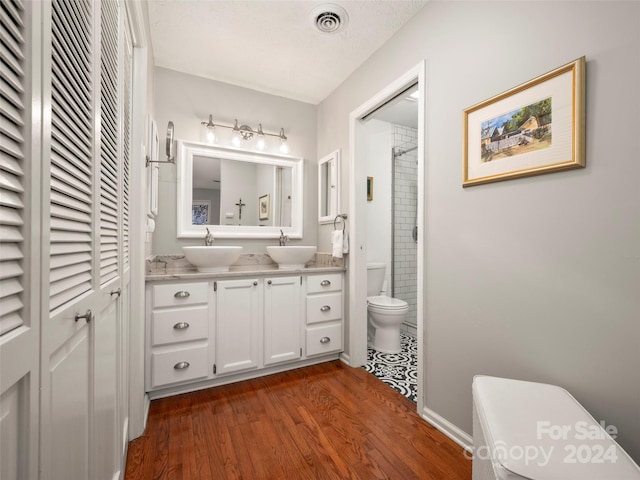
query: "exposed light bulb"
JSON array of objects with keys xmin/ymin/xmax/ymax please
[
  {"xmin": 256, "ymin": 123, "xmax": 266, "ymax": 150},
  {"xmin": 205, "ymin": 126, "xmax": 215, "ymax": 144},
  {"xmin": 278, "ymin": 128, "xmax": 289, "ymax": 154},
  {"xmin": 231, "ymin": 119, "xmax": 241, "ymax": 146},
  {"xmin": 202, "ymin": 114, "xmax": 216, "ymax": 144}
]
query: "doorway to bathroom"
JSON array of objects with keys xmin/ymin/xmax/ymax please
[{"xmin": 348, "ymin": 62, "xmax": 426, "ymax": 409}]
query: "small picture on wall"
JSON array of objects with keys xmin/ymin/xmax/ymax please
[
  {"xmin": 367, "ymin": 176, "xmax": 373, "ymax": 201},
  {"xmin": 192, "ymin": 200, "xmax": 211, "ymax": 225},
  {"xmin": 259, "ymin": 194, "xmax": 270, "ymax": 220}
]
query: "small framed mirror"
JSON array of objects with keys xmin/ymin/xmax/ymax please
[{"xmin": 318, "ymin": 149, "xmax": 340, "ymax": 224}]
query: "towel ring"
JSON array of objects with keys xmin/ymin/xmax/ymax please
[{"xmin": 334, "ymin": 213, "xmax": 347, "ymax": 231}]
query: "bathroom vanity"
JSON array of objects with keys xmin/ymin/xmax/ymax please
[{"xmin": 145, "ymin": 258, "xmax": 344, "ymax": 398}]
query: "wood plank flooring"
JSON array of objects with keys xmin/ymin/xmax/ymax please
[{"xmin": 125, "ymin": 361, "xmax": 471, "ymax": 480}]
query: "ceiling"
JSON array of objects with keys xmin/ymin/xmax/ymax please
[{"xmin": 147, "ymin": 1, "xmax": 428, "ymax": 105}]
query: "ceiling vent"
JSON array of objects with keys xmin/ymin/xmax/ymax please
[{"xmin": 311, "ymin": 4, "xmax": 349, "ymax": 34}]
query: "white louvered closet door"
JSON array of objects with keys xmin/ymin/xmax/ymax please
[
  {"xmin": 0, "ymin": 1, "xmax": 40, "ymax": 479},
  {"xmin": 39, "ymin": 0, "xmax": 125, "ymax": 479}
]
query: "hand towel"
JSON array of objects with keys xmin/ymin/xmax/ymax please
[
  {"xmin": 342, "ymin": 230, "xmax": 349, "ymax": 254},
  {"xmin": 332, "ymin": 230, "xmax": 343, "ymax": 258}
]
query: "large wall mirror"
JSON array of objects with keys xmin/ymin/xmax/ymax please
[{"xmin": 177, "ymin": 140, "xmax": 304, "ymax": 238}]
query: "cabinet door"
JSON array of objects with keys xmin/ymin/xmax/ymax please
[
  {"xmin": 264, "ymin": 276, "xmax": 301, "ymax": 366},
  {"xmin": 215, "ymin": 279, "xmax": 260, "ymax": 375}
]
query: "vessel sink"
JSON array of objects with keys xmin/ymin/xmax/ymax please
[
  {"xmin": 182, "ymin": 246, "xmax": 243, "ymax": 273},
  {"xmin": 267, "ymin": 246, "xmax": 317, "ymax": 270}
]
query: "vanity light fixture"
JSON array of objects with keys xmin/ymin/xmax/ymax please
[{"xmin": 200, "ymin": 115, "xmax": 289, "ymax": 153}]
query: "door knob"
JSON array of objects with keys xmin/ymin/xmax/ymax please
[
  {"xmin": 110, "ymin": 288, "xmax": 121, "ymax": 298},
  {"xmin": 74, "ymin": 310, "xmax": 92, "ymax": 323}
]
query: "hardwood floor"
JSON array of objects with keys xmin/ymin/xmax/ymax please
[{"xmin": 125, "ymin": 361, "xmax": 471, "ymax": 479}]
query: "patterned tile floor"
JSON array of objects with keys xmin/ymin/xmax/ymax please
[{"xmin": 363, "ymin": 332, "xmax": 417, "ymax": 403}]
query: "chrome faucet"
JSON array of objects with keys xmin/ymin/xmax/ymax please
[
  {"xmin": 204, "ymin": 227, "xmax": 214, "ymax": 246},
  {"xmin": 279, "ymin": 229, "xmax": 289, "ymax": 246}
]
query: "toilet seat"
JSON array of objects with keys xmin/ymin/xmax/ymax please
[{"xmin": 367, "ymin": 295, "xmax": 408, "ymax": 311}]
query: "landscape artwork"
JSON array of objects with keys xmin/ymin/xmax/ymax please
[
  {"xmin": 480, "ymin": 98, "xmax": 552, "ymax": 163},
  {"xmin": 463, "ymin": 57, "xmax": 585, "ymax": 187},
  {"xmin": 259, "ymin": 194, "xmax": 270, "ymax": 220}
]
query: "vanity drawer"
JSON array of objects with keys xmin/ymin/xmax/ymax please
[
  {"xmin": 306, "ymin": 273, "xmax": 342, "ymax": 294},
  {"xmin": 306, "ymin": 323, "xmax": 342, "ymax": 357},
  {"xmin": 152, "ymin": 282, "xmax": 209, "ymax": 308},
  {"xmin": 152, "ymin": 306, "xmax": 209, "ymax": 346},
  {"xmin": 151, "ymin": 345, "xmax": 209, "ymax": 388},
  {"xmin": 306, "ymin": 292, "xmax": 342, "ymax": 324}
]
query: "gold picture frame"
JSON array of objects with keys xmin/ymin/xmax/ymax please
[
  {"xmin": 463, "ymin": 57, "xmax": 585, "ymax": 187},
  {"xmin": 258, "ymin": 194, "xmax": 270, "ymax": 220},
  {"xmin": 367, "ymin": 176, "xmax": 373, "ymax": 201}
]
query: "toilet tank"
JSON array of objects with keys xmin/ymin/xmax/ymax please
[{"xmin": 367, "ymin": 263, "xmax": 386, "ymax": 297}]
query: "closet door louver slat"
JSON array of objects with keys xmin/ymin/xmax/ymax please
[
  {"xmin": 121, "ymin": 23, "xmax": 131, "ymax": 272},
  {"xmin": 49, "ymin": 0, "xmax": 94, "ymax": 312},
  {"xmin": 100, "ymin": 0, "xmax": 119, "ymax": 285},
  {"xmin": 0, "ymin": 0, "xmax": 26, "ymax": 336}
]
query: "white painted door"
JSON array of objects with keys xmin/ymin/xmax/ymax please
[
  {"xmin": 215, "ymin": 278, "xmax": 261, "ymax": 375},
  {"xmin": 263, "ymin": 275, "xmax": 301, "ymax": 365},
  {"xmin": 38, "ymin": 0, "xmax": 129, "ymax": 479},
  {"xmin": 0, "ymin": 1, "xmax": 40, "ymax": 479}
]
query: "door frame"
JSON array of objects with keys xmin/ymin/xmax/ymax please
[{"xmin": 348, "ymin": 61, "xmax": 427, "ymax": 410}]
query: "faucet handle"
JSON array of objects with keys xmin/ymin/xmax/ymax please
[{"xmin": 204, "ymin": 227, "xmax": 214, "ymax": 246}]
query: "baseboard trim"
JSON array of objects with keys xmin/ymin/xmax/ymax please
[
  {"xmin": 339, "ymin": 352, "xmax": 351, "ymax": 365},
  {"xmin": 143, "ymin": 393, "xmax": 150, "ymax": 430},
  {"xmin": 422, "ymin": 406, "xmax": 473, "ymax": 452}
]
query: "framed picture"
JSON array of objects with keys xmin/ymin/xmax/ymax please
[
  {"xmin": 259, "ymin": 194, "xmax": 270, "ymax": 220},
  {"xmin": 463, "ymin": 57, "xmax": 585, "ymax": 187},
  {"xmin": 367, "ymin": 176, "xmax": 373, "ymax": 201},
  {"xmin": 192, "ymin": 200, "xmax": 211, "ymax": 225}
]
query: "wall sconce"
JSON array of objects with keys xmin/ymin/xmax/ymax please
[
  {"xmin": 200, "ymin": 115, "xmax": 289, "ymax": 153},
  {"xmin": 146, "ymin": 121, "xmax": 177, "ymax": 167}
]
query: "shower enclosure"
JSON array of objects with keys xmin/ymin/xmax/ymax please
[{"xmin": 391, "ymin": 125, "xmax": 418, "ymax": 328}]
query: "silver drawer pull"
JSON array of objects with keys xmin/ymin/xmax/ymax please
[
  {"xmin": 320, "ymin": 337, "xmax": 331, "ymax": 344},
  {"xmin": 174, "ymin": 291, "xmax": 190, "ymax": 298},
  {"xmin": 174, "ymin": 361, "xmax": 190, "ymax": 370},
  {"xmin": 320, "ymin": 280, "xmax": 331, "ymax": 286},
  {"xmin": 173, "ymin": 322, "xmax": 190, "ymax": 330},
  {"xmin": 320, "ymin": 305, "xmax": 331, "ymax": 312}
]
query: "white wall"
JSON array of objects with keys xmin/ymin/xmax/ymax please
[
  {"xmin": 318, "ymin": 1, "xmax": 640, "ymax": 460},
  {"xmin": 364, "ymin": 120, "xmax": 392, "ymax": 291},
  {"xmin": 153, "ymin": 67, "xmax": 317, "ymax": 253},
  {"xmin": 219, "ymin": 160, "xmax": 258, "ymax": 226}
]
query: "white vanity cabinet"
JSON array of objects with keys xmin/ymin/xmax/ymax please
[
  {"xmin": 145, "ymin": 270, "xmax": 344, "ymax": 397},
  {"xmin": 306, "ymin": 273, "xmax": 343, "ymax": 356},
  {"xmin": 263, "ymin": 276, "xmax": 302, "ymax": 366},
  {"xmin": 146, "ymin": 282, "xmax": 211, "ymax": 390},
  {"xmin": 214, "ymin": 278, "xmax": 261, "ymax": 375}
]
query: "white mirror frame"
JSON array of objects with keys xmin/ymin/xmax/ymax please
[
  {"xmin": 177, "ymin": 140, "xmax": 304, "ymax": 239},
  {"xmin": 318, "ymin": 149, "xmax": 341, "ymax": 224}
]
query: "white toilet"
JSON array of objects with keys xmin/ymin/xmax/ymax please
[{"xmin": 367, "ymin": 263, "xmax": 408, "ymax": 354}]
